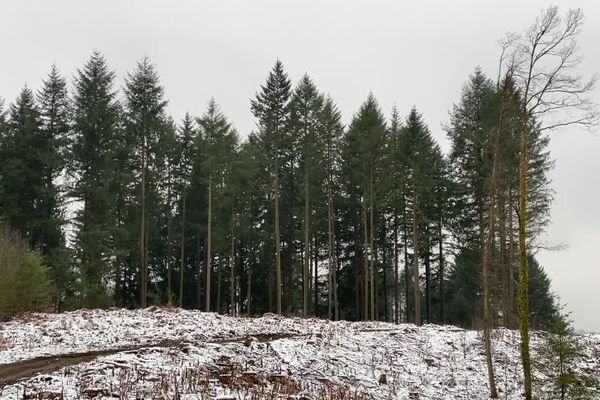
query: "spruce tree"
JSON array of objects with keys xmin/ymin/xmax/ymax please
[
  {"xmin": 176, "ymin": 112, "xmax": 197, "ymax": 307},
  {"xmin": 342, "ymin": 94, "xmax": 387, "ymax": 321},
  {"xmin": 400, "ymin": 107, "xmax": 442, "ymax": 325},
  {"xmin": 535, "ymin": 310, "xmax": 598, "ymax": 400},
  {"xmin": 37, "ymin": 64, "xmax": 71, "ymax": 308},
  {"xmin": 123, "ymin": 56, "xmax": 169, "ymax": 308},
  {"xmin": 387, "ymin": 107, "xmax": 407, "ymax": 322},
  {"xmin": 250, "ymin": 60, "xmax": 292, "ymax": 315},
  {"xmin": 1, "ymin": 83, "xmax": 70, "ymax": 311},
  {"xmin": 0, "ymin": 87, "xmax": 43, "ymax": 245},
  {"xmin": 319, "ymin": 97, "xmax": 343, "ymax": 320},
  {"xmin": 196, "ymin": 98, "xmax": 237, "ymax": 312},
  {"xmin": 289, "ymin": 74, "xmax": 324, "ymax": 316},
  {"xmin": 70, "ymin": 51, "xmax": 121, "ymax": 307}
]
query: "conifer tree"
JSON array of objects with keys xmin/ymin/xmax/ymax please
[
  {"xmin": 250, "ymin": 60, "xmax": 292, "ymax": 315},
  {"xmin": 124, "ymin": 56, "xmax": 169, "ymax": 308},
  {"xmin": 70, "ymin": 51, "xmax": 121, "ymax": 307},
  {"xmin": 176, "ymin": 112, "xmax": 197, "ymax": 307},
  {"xmin": 400, "ymin": 107, "xmax": 441, "ymax": 325},
  {"xmin": 289, "ymin": 74, "xmax": 324, "ymax": 316},
  {"xmin": 319, "ymin": 97, "xmax": 343, "ymax": 320},
  {"xmin": 37, "ymin": 64, "xmax": 71, "ymax": 308},
  {"xmin": 197, "ymin": 98, "xmax": 237, "ymax": 312},
  {"xmin": 343, "ymin": 94, "xmax": 387, "ymax": 320},
  {"xmin": 536, "ymin": 310, "xmax": 598, "ymax": 400},
  {"xmin": 1, "ymin": 84, "xmax": 72, "ymax": 311},
  {"xmin": 0, "ymin": 87, "xmax": 43, "ymax": 245},
  {"xmin": 387, "ymin": 107, "xmax": 407, "ymax": 322}
]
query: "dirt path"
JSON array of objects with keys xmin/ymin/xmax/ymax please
[
  {"xmin": 0, "ymin": 333, "xmax": 307, "ymax": 386},
  {"xmin": 0, "ymin": 339, "xmax": 184, "ymax": 386}
]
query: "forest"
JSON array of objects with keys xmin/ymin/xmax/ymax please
[
  {"xmin": 0, "ymin": 51, "xmax": 559, "ymax": 326},
  {"xmin": 2, "ymin": 5, "xmax": 599, "ymax": 400}
]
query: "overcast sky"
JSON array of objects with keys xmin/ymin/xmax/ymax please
[{"xmin": 1, "ymin": 0, "xmax": 599, "ymax": 331}]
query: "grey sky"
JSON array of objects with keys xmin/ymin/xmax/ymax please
[{"xmin": 1, "ymin": 0, "xmax": 599, "ymax": 331}]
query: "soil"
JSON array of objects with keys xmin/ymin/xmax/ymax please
[{"xmin": 0, "ymin": 334, "xmax": 307, "ymax": 386}]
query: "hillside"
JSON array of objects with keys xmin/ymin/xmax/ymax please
[{"xmin": 1, "ymin": 308, "xmax": 599, "ymax": 399}]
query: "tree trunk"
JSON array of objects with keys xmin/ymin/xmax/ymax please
[
  {"xmin": 363, "ymin": 198, "xmax": 369, "ymax": 321},
  {"xmin": 483, "ymin": 162, "xmax": 499, "ymax": 399},
  {"xmin": 327, "ymin": 195, "xmax": 333, "ymax": 320},
  {"xmin": 403, "ymin": 204, "xmax": 410, "ymax": 323},
  {"xmin": 304, "ymin": 171, "xmax": 310, "ymax": 317},
  {"xmin": 314, "ymin": 236, "xmax": 318, "ymax": 316},
  {"xmin": 412, "ymin": 194, "xmax": 420, "ymax": 326},
  {"xmin": 332, "ymin": 202, "xmax": 339, "ymax": 321},
  {"xmin": 394, "ymin": 214, "xmax": 399, "ymax": 324},
  {"xmin": 508, "ymin": 186, "xmax": 515, "ymax": 329},
  {"xmin": 498, "ymin": 186, "xmax": 509, "ymax": 328},
  {"xmin": 383, "ymin": 238, "xmax": 388, "ymax": 322},
  {"xmin": 179, "ymin": 193, "xmax": 186, "ymax": 307},
  {"xmin": 230, "ymin": 223, "xmax": 235, "ymax": 317},
  {"xmin": 369, "ymin": 170, "xmax": 375, "ymax": 321},
  {"xmin": 247, "ymin": 259, "xmax": 252, "ymax": 316},
  {"xmin": 425, "ymin": 233, "xmax": 431, "ymax": 324},
  {"xmin": 518, "ymin": 117, "xmax": 532, "ymax": 400},
  {"xmin": 206, "ymin": 169, "xmax": 212, "ymax": 312},
  {"xmin": 196, "ymin": 230, "xmax": 202, "ymax": 309},
  {"xmin": 216, "ymin": 257, "xmax": 222, "ymax": 313},
  {"xmin": 274, "ymin": 161, "xmax": 282, "ymax": 315},
  {"xmin": 355, "ymin": 248, "xmax": 360, "ymax": 321},
  {"xmin": 438, "ymin": 215, "xmax": 445, "ymax": 324},
  {"xmin": 139, "ymin": 139, "xmax": 147, "ymax": 308},
  {"xmin": 166, "ymin": 172, "xmax": 173, "ymax": 306}
]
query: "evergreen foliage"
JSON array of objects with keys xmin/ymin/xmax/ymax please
[
  {"xmin": 0, "ymin": 53, "xmax": 560, "ymax": 332},
  {"xmin": 535, "ymin": 311, "xmax": 599, "ymax": 400},
  {"xmin": 0, "ymin": 225, "xmax": 50, "ymax": 320}
]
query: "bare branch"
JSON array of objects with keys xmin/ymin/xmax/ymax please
[{"xmin": 502, "ymin": 6, "xmax": 598, "ymax": 132}]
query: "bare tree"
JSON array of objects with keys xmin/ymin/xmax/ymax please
[{"xmin": 502, "ymin": 7, "xmax": 598, "ymax": 399}]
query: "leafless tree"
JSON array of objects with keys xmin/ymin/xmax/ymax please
[{"xmin": 501, "ymin": 7, "xmax": 598, "ymax": 399}]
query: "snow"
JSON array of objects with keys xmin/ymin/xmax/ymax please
[
  {"xmin": 0, "ymin": 308, "xmax": 327, "ymax": 365},
  {"xmin": 1, "ymin": 308, "xmax": 599, "ymax": 399}
]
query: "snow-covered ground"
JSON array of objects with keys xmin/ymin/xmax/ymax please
[{"xmin": 0, "ymin": 308, "xmax": 599, "ymax": 399}]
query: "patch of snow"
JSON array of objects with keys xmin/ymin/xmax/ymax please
[{"xmin": 1, "ymin": 309, "xmax": 599, "ymax": 399}]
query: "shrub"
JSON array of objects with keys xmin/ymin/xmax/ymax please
[
  {"xmin": 0, "ymin": 224, "xmax": 51, "ymax": 320},
  {"xmin": 535, "ymin": 310, "xmax": 599, "ymax": 400}
]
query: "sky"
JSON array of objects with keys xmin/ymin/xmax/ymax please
[{"xmin": 1, "ymin": 0, "xmax": 599, "ymax": 331}]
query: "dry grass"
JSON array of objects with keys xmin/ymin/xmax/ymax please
[{"xmin": 65, "ymin": 356, "xmax": 377, "ymax": 400}]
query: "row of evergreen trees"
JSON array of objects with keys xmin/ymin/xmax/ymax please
[{"xmin": 0, "ymin": 52, "xmax": 557, "ymax": 328}]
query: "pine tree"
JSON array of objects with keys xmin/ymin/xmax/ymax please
[
  {"xmin": 123, "ymin": 56, "xmax": 169, "ymax": 308},
  {"xmin": 175, "ymin": 112, "xmax": 197, "ymax": 307},
  {"xmin": 289, "ymin": 74, "xmax": 324, "ymax": 316},
  {"xmin": 70, "ymin": 51, "xmax": 121, "ymax": 307},
  {"xmin": 445, "ymin": 70, "xmax": 554, "ymax": 332},
  {"xmin": 387, "ymin": 107, "xmax": 405, "ymax": 323},
  {"xmin": 319, "ymin": 97, "xmax": 343, "ymax": 320},
  {"xmin": 160, "ymin": 118, "xmax": 180, "ymax": 305},
  {"xmin": 400, "ymin": 107, "xmax": 442, "ymax": 326},
  {"xmin": 535, "ymin": 310, "xmax": 598, "ymax": 400},
  {"xmin": 1, "ymin": 84, "xmax": 70, "ymax": 311},
  {"xmin": 0, "ymin": 87, "xmax": 44, "ymax": 245},
  {"xmin": 37, "ymin": 64, "xmax": 71, "ymax": 309},
  {"xmin": 250, "ymin": 60, "xmax": 292, "ymax": 315},
  {"xmin": 197, "ymin": 98, "xmax": 237, "ymax": 312},
  {"xmin": 343, "ymin": 94, "xmax": 387, "ymax": 321}
]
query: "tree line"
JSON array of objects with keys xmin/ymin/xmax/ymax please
[
  {"xmin": 2, "ymin": 6, "xmax": 598, "ymax": 399},
  {"xmin": 0, "ymin": 53, "xmax": 556, "ymax": 329}
]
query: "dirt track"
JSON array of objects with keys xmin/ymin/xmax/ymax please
[
  {"xmin": 0, "ymin": 333, "xmax": 305, "ymax": 387},
  {"xmin": 0, "ymin": 339, "xmax": 185, "ymax": 386}
]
